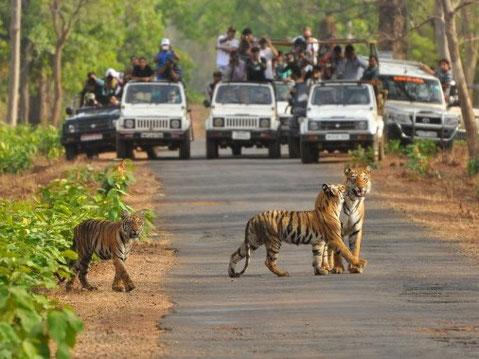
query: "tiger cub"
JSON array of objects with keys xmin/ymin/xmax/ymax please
[
  {"xmin": 66, "ymin": 211, "xmax": 144, "ymax": 292},
  {"xmin": 228, "ymin": 184, "xmax": 367, "ymax": 278},
  {"xmin": 319, "ymin": 167, "xmax": 371, "ymax": 274}
]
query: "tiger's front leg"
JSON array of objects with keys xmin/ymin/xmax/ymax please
[
  {"xmin": 348, "ymin": 228, "xmax": 364, "ymax": 274},
  {"xmin": 113, "ymin": 258, "xmax": 135, "ymax": 292},
  {"xmin": 312, "ymin": 239, "xmax": 328, "ymax": 275}
]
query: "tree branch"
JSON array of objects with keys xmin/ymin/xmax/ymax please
[{"xmin": 452, "ymin": 0, "xmax": 479, "ymax": 15}]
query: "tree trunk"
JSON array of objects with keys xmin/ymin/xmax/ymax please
[
  {"xmin": 51, "ymin": 42, "xmax": 64, "ymax": 127},
  {"xmin": 378, "ymin": 0, "xmax": 408, "ymax": 59},
  {"xmin": 459, "ymin": 6, "xmax": 479, "ymax": 98},
  {"xmin": 19, "ymin": 39, "xmax": 32, "ymax": 124},
  {"xmin": 38, "ymin": 71, "xmax": 49, "ymax": 125},
  {"xmin": 442, "ymin": 0, "xmax": 478, "ymax": 160},
  {"xmin": 6, "ymin": 0, "xmax": 22, "ymax": 126},
  {"xmin": 434, "ymin": 0, "xmax": 451, "ymax": 61}
]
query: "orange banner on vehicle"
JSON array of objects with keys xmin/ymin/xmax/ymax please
[{"xmin": 393, "ymin": 76, "xmax": 425, "ymax": 84}]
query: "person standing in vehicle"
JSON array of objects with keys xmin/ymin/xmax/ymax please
[
  {"xmin": 361, "ymin": 55, "xmax": 379, "ymax": 82},
  {"xmin": 155, "ymin": 38, "xmax": 181, "ymax": 81},
  {"xmin": 259, "ymin": 37, "xmax": 278, "ymax": 80},
  {"xmin": 206, "ymin": 71, "xmax": 222, "ymax": 100},
  {"xmin": 224, "ymin": 50, "xmax": 247, "ymax": 81},
  {"xmin": 131, "ymin": 57, "xmax": 155, "ymax": 82},
  {"xmin": 420, "ymin": 58, "xmax": 453, "ymax": 96},
  {"xmin": 293, "ymin": 26, "xmax": 319, "ymax": 65},
  {"xmin": 238, "ymin": 28, "xmax": 255, "ymax": 61},
  {"xmin": 343, "ymin": 44, "xmax": 367, "ymax": 80},
  {"xmin": 216, "ymin": 26, "xmax": 239, "ymax": 75},
  {"xmin": 246, "ymin": 47, "xmax": 267, "ymax": 82}
]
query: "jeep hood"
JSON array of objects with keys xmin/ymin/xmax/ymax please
[
  {"xmin": 385, "ymin": 100, "xmax": 446, "ymax": 114},
  {"xmin": 122, "ymin": 104, "xmax": 184, "ymax": 118},
  {"xmin": 211, "ymin": 104, "xmax": 275, "ymax": 117},
  {"xmin": 308, "ymin": 106, "xmax": 373, "ymax": 120}
]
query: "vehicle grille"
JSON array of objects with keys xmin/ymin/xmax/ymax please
[
  {"xmin": 415, "ymin": 115, "xmax": 442, "ymax": 125},
  {"xmin": 136, "ymin": 118, "xmax": 169, "ymax": 130},
  {"xmin": 318, "ymin": 121, "xmax": 357, "ymax": 131},
  {"xmin": 225, "ymin": 117, "xmax": 258, "ymax": 128},
  {"xmin": 77, "ymin": 118, "xmax": 113, "ymax": 132}
]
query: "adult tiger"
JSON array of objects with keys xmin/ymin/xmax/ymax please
[
  {"xmin": 319, "ymin": 167, "xmax": 371, "ymax": 274},
  {"xmin": 228, "ymin": 184, "xmax": 367, "ymax": 278},
  {"xmin": 66, "ymin": 211, "xmax": 144, "ymax": 292}
]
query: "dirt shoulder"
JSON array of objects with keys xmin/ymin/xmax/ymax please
[{"xmin": 373, "ymin": 142, "xmax": 479, "ymax": 260}]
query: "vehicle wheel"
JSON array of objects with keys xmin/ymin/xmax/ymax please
[
  {"xmin": 268, "ymin": 138, "xmax": 281, "ymax": 159},
  {"xmin": 179, "ymin": 131, "xmax": 191, "ymax": 160},
  {"xmin": 146, "ymin": 147, "xmax": 159, "ymax": 160},
  {"xmin": 300, "ymin": 140, "xmax": 318, "ymax": 164},
  {"xmin": 287, "ymin": 136, "xmax": 300, "ymax": 158},
  {"xmin": 65, "ymin": 145, "xmax": 77, "ymax": 161},
  {"xmin": 86, "ymin": 150, "xmax": 98, "ymax": 160},
  {"xmin": 440, "ymin": 140, "xmax": 454, "ymax": 151},
  {"xmin": 116, "ymin": 138, "xmax": 134, "ymax": 159},
  {"xmin": 206, "ymin": 138, "xmax": 218, "ymax": 159},
  {"xmin": 232, "ymin": 144, "xmax": 242, "ymax": 156}
]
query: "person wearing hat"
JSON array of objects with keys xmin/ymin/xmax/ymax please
[
  {"xmin": 246, "ymin": 47, "xmax": 267, "ymax": 82},
  {"xmin": 155, "ymin": 38, "xmax": 181, "ymax": 81},
  {"xmin": 216, "ymin": 26, "xmax": 239, "ymax": 75}
]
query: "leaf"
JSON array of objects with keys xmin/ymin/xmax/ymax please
[
  {"xmin": 47, "ymin": 311, "xmax": 67, "ymax": 343},
  {"xmin": 61, "ymin": 250, "xmax": 77, "ymax": 260},
  {"xmin": 0, "ymin": 323, "xmax": 20, "ymax": 345},
  {"xmin": 21, "ymin": 340, "xmax": 37, "ymax": 359}
]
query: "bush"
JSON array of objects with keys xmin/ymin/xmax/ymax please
[
  {"xmin": 405, "ymin": 140, "xmax": 438, "ymax": 176},
  {"xmin": 348, "ymin": 145, "xmax": 376, "ymax": 168},
  {"xmin": 0, "ymin": 161, "xmax": 142, "ymax": 358},
  {"xmin": 385, "ymin": 139, "xmax": 403, "ymax": 155},
  {"xmin": 0, "ymin": 125, "xmax": 63, "ymax": 174},
  {"xmin": 467, "ymin": 157, "xmax": 479, "ymax": 176}
]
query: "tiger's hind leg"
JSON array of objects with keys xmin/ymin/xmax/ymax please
[
  {"xmin": 265, "ymin": 240, "xmax": 289, "ymax": 277},
  {"xmin": 113, "ymin": 258, "xmax": 135, "ymax": 292},
  {"xmin": 228, "ymin": 241, "xmax": 261, "ymax": 278},
  {"xmin": 78, "ymin": 253, "xmax": 97, "ymax": 290},
  {"xmin": 65, "ymin": 261, "xmax": 80, "ymax": 292}
]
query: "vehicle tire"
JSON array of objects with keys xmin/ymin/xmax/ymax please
[
  {"xmin": 268, "ymin": 138, "xmax": 281, "ymax": 159},
  {"xmin": 440, "ymin": 140, "xmax": 454, "ymax": 152},
  {"xmin": 65, "ymin": 145, "xmax": 77, "ymax": 161},
  {"xmin": 287, "ymin": 136, "xmax": 300, "ymax": 158},
  {"xmin": 300, "ymin": 139, "xmax": 318, "ymax": 164},
  {"xmin": 86, "ymin": 150, "xmax": 98, "ymax": 160},
  {"xmin": 232, "ymin": 144, "xmax": 242, "ymax": 156},
  {"xmin": 146, "ymin": 147, "xmax": 159, "ymax": 160},
  {"xmin": 179, "ymin": 131, "xmax": 191, "ymax": 160},
  {"xmin": 206, "ymin": 138, "xmax": 218, "ymax": 159},
  {"xmin": 116, "ymin": 138, "xmax": 134, "ymax": 159}
]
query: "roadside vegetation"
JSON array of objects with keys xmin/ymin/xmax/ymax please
[{"xmin": 0, "ymin": 158, "xmax": 148, "ymax": 358}]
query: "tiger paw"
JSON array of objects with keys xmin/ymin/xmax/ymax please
[
  {"xmin": 112, "ymin": 285, "xmax": 124, "ymax": 292},
  {"xmin": 82, "ymin": 285, "xmax": 98, "ymax": 291},
  {"xmin": 348, "ymin": 265, "xmax": 364, "ymax": 274},
  {"xmin": 356, "ymin": 258, "xmax": 367, "ymax": 268},
  {"xmin": 331, "ymin": 266, "xmax": 344, "ymax": 274},
  {"xmin": 124, "ymin": 283, "xmax": 136, "ymax": 292},
  {"xmin": 314, "ymin": 267, "xmax": 329, "ymax": 276}
]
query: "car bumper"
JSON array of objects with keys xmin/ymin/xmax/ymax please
[
  {"xmin": 207, "ymin": 129, "xmax": 278, "ymax": 146},
  {"xmin": 387, "ymin": 123, "xmax": 458, "ymax": 143},
  {"xmin": 61, "ymin": 131, "xmax": 116, "ymax": 152},
  {"xmin": 301, "ymin": 133, "xmax": 375, "ymax": 150},
  {"xmin": 117, "ymin": 130, "xmax": 188, "ymax": 145}
]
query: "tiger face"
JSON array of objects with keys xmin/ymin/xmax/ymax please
[
  {"xmin": 322, "ymin": 183, "xmax": 346, "ymax": 203},
  {"xmin": 344, "ymin": 167, "xmax": 371, "ymax": 198},
  {"xmin": 121, "ymin": 211, "xmax": 144, "ymax": 240}
]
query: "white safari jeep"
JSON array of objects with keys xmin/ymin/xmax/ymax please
[
  {"xmin": 204, "ymin": 82, "xmax": 280, "ymax": 159},
  {"xmin": 379, "ymin": 59, "xmax": 459, "ymax": 148},
  {"xmin": 300, "ymin": 81, "xmax": 384, "ymax": 164},
  {"xmin": 116, "ymin": 81, "xmax": 191, "ymax": 159}
]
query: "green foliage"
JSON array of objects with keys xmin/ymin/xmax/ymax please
[
  {"xmin": 405, "ymin": 140, "xmax": 438, "ymax": 176},
  {"xmin": 385, "ymin": 139, "xmax": 403, "ymax": 155},
  {"xmin": 348, "ymin": 145, "xmax": 376, "ymax": 168},
  {"xmin": 0, "ymin": 161, "xmax": 145, "ymax": 358},
  {"xmin": 467, "ymin": 157, "xmax": 479, "ymax": 176},
  {"xmin": 0, "ymin": 125, "xmax": 63, "ymax": 174}
]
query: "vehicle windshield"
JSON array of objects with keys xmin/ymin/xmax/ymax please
[
  {"xmin": 311, "ymin": 85, "xmax": 371, "ymax": 106},
  {"xmin": 125, "ymin": 84, "xmax": 182, "ymax": 104},
  {"xmin": 215, "ymin": 85, "xmax": 273, "ymax": 105},
  {"xmin": 380, "ymin": 75, "xmax": 443, "ymax": 104},
  {"xmin": 274, "ymin": 83, "xmax": 291, "ymax": 102}
]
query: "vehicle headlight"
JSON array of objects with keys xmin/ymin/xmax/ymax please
[
  {"xmin": 356, "ymin": 121, "xmax": 368, "ymax": 130},
  {"xmin": 308, "ymin": 121, "xmax": 320, "ymax": 131},
  {"xmin": 124, "ymin": 119, "xmax": 135, "ymax": 129},
  {"xmin": 170, "ymin": 119, "xmax": 181, "ymax": 129},
  {"xmin": 67, "ymin": 124, "xmax": 76, "ymax": 133},
  {"xmin": 390, "ymin": 113, "xmax": 411, "ymax": 125},
  {"xmin": 259, "ymin": 118, "xmax": 271, "ymax": 128},
  {"xmin": 213, "ymin": 117, "xmax": 224, "ymax": 127},
  {"xmin": 445, "ymin": 116, "xmax": 459, "ymax": 127}
]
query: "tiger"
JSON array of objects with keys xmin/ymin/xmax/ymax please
[
  {"xmin": 66, "ymin": 211, "xmax": 144, "ymax": 292},
  {"xmin": 228, "ymin": 184, "xmax": 367, "ymax": 278},
  {"xmin": 318, "ymin": 167, "xmax": 371, "ymax": 274}
]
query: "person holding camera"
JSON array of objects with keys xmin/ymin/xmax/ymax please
[
  {"xmin": 246, "ymin": 47, "xmax": 267, "ymax": 82},
  {"xmin": 216, "ymin": 26, "xmax": 239, "ymax": 75},
  {"xmin": 155, "ymin": 38, "xmax": 182, "ymax": 82},
  {"xmin": 80, "ymin": 72, "xmax": 104, "ymax": 107}
]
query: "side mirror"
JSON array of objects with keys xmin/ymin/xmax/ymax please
[
  {"xmin": 203, "ymin": 99, "xmax": 211, "ymax": 108},
  {"xmin": 66, "ymin": 107, "xmax": 74, "ymax": 116}
]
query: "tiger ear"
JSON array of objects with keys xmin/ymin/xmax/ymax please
[
  {"xmin": 344, "ymin": 167, "xmax": 352, "ymax": 176},
  {"xmin": 322, "ymin": 183, "xmax": 331, "ymax": 194},
  {"xmin": 120, "ymin": 210, "xmax": 130, "ymax": 220},
  {"xmin": 365, "ymin": 166, "xmax": 371, "ymax": 174}
]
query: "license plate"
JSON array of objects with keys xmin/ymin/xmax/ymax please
[
  {"xmin": 325, "ymin": 133, "xmax": 350, "ymax": 141},
  {"xmin": 416, "ymin": 130, "xmax": 437, "ymax": 138},
  {"xmin": 232, "ymin": 131, "xmax": 251, "ymax": 140},
  {"xmin": 80, "ymin": 133, "xmax": 102, "ymax": 142},
  {"xmin": 141, "ymin": 132, "xmax": 164, "ymax": 138}
]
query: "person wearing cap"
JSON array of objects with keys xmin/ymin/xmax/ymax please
[
  {"xmin": 246, "ymin": 47, "xmax": 267, "ymax": 82},
  {"xmin": 206, "ymin": 71, "xmax": 223, "ymax": 100},
  {"xmin": 216, "ymin": 26, "xmax": 239, "ymax": 75},
  {"xmin": 101, "ymin": 69, "xmax": 122, "ymax": 105},
  {"xmin": 84, "ymin": 92, "xmax": 100, "ymax": 107},
  {"xmin": 238, "ymin": 27, "xmax": 255, "ymax": 61},
  {"xmin": 155, "ymin": 38, "xmax": 181, "ymax": 81}
]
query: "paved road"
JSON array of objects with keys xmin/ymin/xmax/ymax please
[{"xmin": 151, "ymin": 140, "xmax": 479, "ymax": 358}]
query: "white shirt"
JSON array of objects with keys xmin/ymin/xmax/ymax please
[
  {"xmin": 260, "ymin": 47, "xmax": 274, "ymax": 80},
  {"xmin": 216, "ymin": 35, "xmax": 239, "ymax": 68}
]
